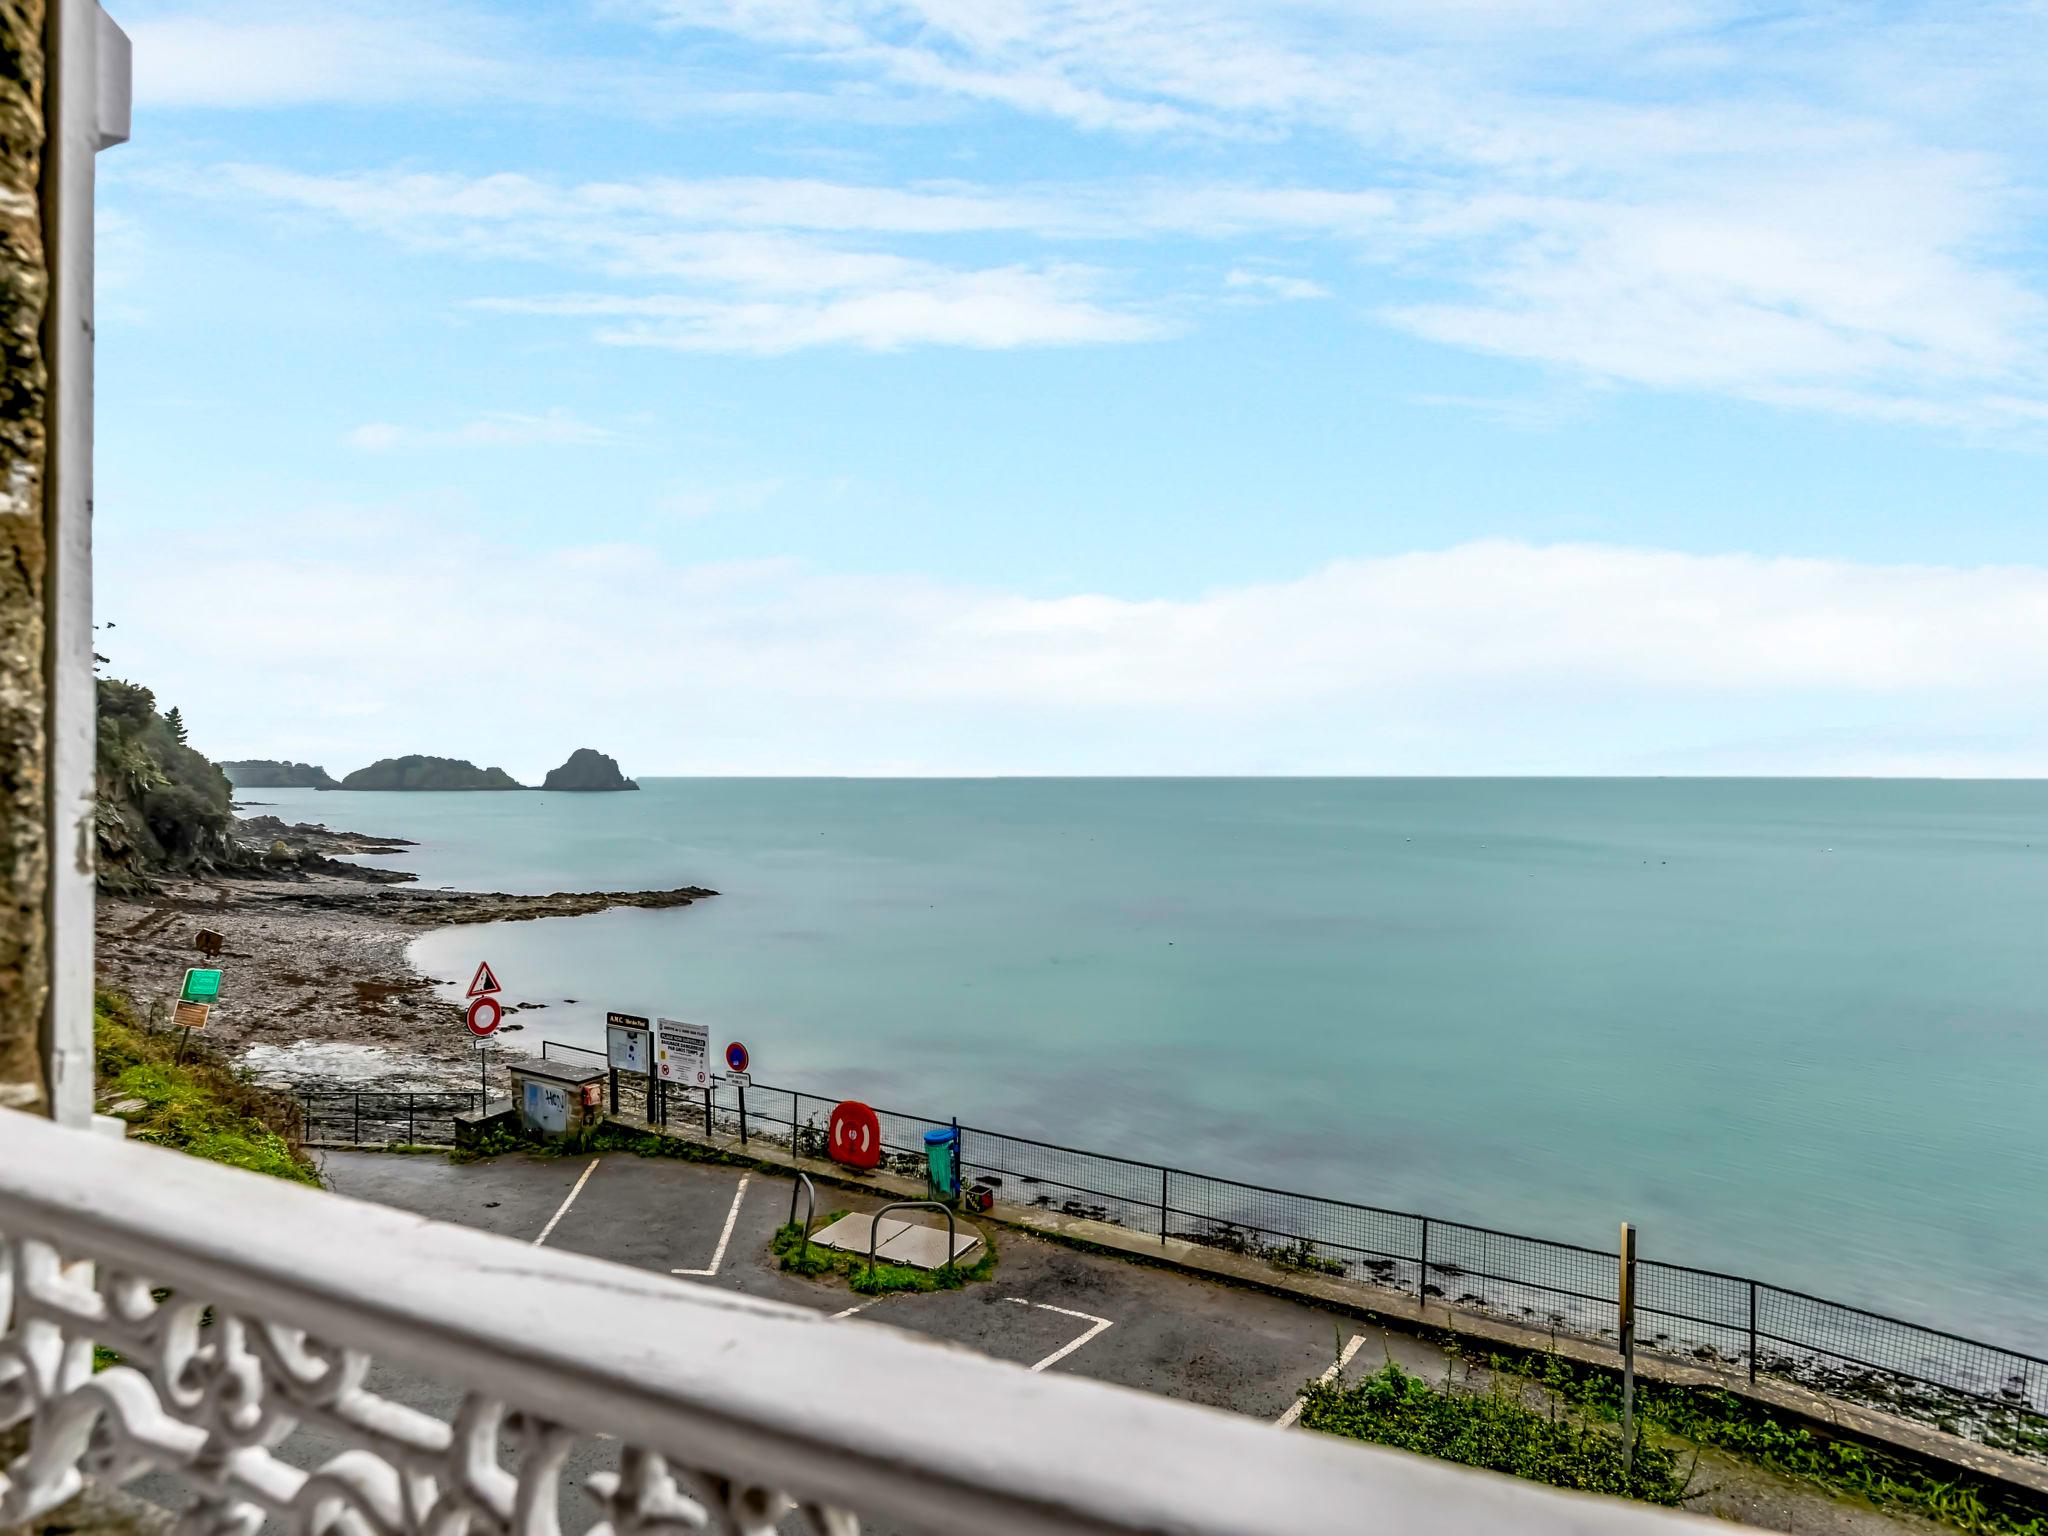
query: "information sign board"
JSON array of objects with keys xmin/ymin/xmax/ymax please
[{"xmin": 655, "ymin": 1017, "xmax": 709, "ymax": 1087}]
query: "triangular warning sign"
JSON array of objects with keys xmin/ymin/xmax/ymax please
[{"xmin": 467, "ymin": 961, "xmax": 502, "ymax": 998}]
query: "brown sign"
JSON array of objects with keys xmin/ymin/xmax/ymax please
[
  {"xmin": 193, "ymin": 929, "xmax": 225, "ymax": 960},
  {"xmin": 172, "ymin": 1001, "xmax": 210, "ymax": 1030}
]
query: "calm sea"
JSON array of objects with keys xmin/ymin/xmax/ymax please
[{"xmin": 250, "ymin": 778, "xmax": 2048, "ymax": 1352}]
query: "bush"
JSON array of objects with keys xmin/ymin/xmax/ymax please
[
  {"xmin": 1299, "ymin": 1362, "xmax": 1688, "ymax": 1505},
  {"xmin": 94, "ymin": 990, "xmax": 319, "ymax": 1186}
]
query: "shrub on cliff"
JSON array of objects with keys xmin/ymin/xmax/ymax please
[
  {"xmin": 94, "ymin": 990, "xmax": 319, "ymax": 1185},
  {"xmin": 96, "ymin": 678, "xmax": 238, "ymax": 890}
]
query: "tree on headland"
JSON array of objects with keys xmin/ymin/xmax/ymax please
[
  {"xmin": 164, "ymin": 705, "xmax": 187, "ymax": 744},
  {"xmin": 96, "ymin": 680, "xmax": 236, "ymax": 891}
]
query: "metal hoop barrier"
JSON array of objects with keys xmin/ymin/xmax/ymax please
[
  {"xmin": 786, "ymin": 1172, "xmax": 817, "ymax": 1261},
  {"xmin": 866, "ymin": 1200, "xmax": 962, "ymax": 1278}
]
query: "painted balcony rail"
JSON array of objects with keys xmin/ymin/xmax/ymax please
[{"xmin": 0, "ymin": 1110, "xmax": 1725, "ymax": 1536}]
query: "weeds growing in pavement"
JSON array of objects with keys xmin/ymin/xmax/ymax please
[{"xmin": 771, "ymin": 1215, "xmax": 997, "ymax": 1296}]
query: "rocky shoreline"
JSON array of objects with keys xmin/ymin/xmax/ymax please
[{"xmin": 94, "ymin": 816, "xmax": 714, "ymax": 1091}]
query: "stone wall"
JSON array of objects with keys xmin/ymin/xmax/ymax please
[{"xmin": 0, "ymin": 0, "xmax": 45, "ymax": 1113}]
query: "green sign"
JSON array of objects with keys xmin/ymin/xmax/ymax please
[{"xmin": 180, "ymin": 968, "xmax": 222, "ymax": 1003}]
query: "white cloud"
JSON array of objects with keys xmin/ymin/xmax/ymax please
[
  {"xmin": 480, "ymin": 265, "xmax": 1169, "ymax": 352},
  {"xmin": 98, "ymin": 532, "xmax": 2048, "ymax": 775},
  {"xmin": 345, "ymin": 411, "xmax": 622, "ymax": 451},
  {"xmin": 1224, "ymin": 269, "xmax": 1330, "ymax": 302},
  {"xmin": 125, "ymin": 2, "xmax": 513, "ymax": 109},
  {"xmin": 621, "ymin": 1, "xmax": 2048, "ymax": 432},
  {"xmin": 127, "ymin": 0, "xmax": 2048, "ymax": 424},
  {"xmin": 663, "ymin": 479, "xmax": 788, "ymax": 518}
]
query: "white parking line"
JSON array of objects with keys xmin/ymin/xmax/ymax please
[
  {"xmin": 1274, "ymin": 1333, "xmax": 1367, "ymax": 1428},
  {"xmin": 673, "ymin": 1176, "xmax": 750, "ymax": 1277},
  {"xmin": 1006, "ymin": 1297, "xmax": 1115, "ymax": 1373},
  {"xmin": 533, "ymin": 1158, "xmax": 601, "ymax": 1247}
]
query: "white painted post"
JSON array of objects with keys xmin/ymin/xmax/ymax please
[{"xmin": 41, "ymin": 0, "xmax": 129, "ymax": 1128}]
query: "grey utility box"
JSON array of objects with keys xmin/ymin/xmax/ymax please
[{"xmin": 508, "ymin": 1059, "xmax": 606, "ymax": 1140}]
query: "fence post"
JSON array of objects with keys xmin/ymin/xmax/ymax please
[
  {"xmin": 407, "ymin": 1093, "xmax": 415, "ymax": 1146},
  {"xmin": 1159, "ymin": 1167, "xmax": 1169, "ymax": 1245},
  {"xmin": 703, "ymin": 1084, "xmax": 712, "ymax": 1139},
  {"xmin": 352, "ymin": 1094, "xmax": 360, "ymax": 1146},
  {"xmin": 1747, "ymin": 1279, "xmax": 1759, "ymax": 1383},
  {"xmin": 1619, "ymin": 1221, "xmax": 1637, "ymax": 1477},
  {"xmin": 1417, "ymin": 1217, "xmax": 1430, "ymax": 1301},
  {"xmin": 739, "ymin": 1085, "xmax": 749, "ymax": 1145}
]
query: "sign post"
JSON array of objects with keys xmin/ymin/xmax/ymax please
[
  {"xmin": 605, "ymin": 1011, "xmax": 652, "ymax": 1117},
  {"xmin": 466, "ymin": 961, "xmax": 504, "ymax": 1102},
  {"xmin": 173, "ymin": 968, "xmax": 222, "ymax": 1061},
  {"xmin": 722, "ymin": 1042, "xmax": 753, "ymax": 1144},
  {"xmin": 656, "ymin": 1018, "xmax": 709, "ymax": 1134}
]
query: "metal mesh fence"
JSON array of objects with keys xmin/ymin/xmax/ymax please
[
  {"xmin": 303, "ymin": 1051, "xmax": 2048, "ymax": 1453},
  {"xmin": 298, "ymin": 1091, "xmax": 483, "ymax": 1146}
]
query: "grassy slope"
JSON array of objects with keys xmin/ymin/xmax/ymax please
[{"xmin": 94, "ymin": 990, "xmax": 320, "ymax": 1186}]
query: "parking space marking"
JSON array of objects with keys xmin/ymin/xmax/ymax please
[
  {"xmin": 673, "ymin": 1176, "xmax": 750, "ymax": 1277},
  {"xmin": 1006, "ymin": 1297, "xmax": 1115, "ymax": 1373},
  {"xmin": 1274, "ymin": 1333, "xmax": 1368, "ymax": 1428},
  {"xmin": 532, "ymin": 1158, "xmax": 601, "ymax": 1247}
]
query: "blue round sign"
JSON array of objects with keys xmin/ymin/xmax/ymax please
[{"xmin": 725, "ymin": 1041, "xmax": 750, "ymax": 1073}]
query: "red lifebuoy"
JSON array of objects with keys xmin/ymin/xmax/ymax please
[{"xmin": 828, "ymin": 1100, "xmax": 882, "ymax": 1170}]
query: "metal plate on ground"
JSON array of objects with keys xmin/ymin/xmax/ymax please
[
  {"xmin": 810, "ymin": 1213, "xmax": 912, "ymax": 1254},
  {"xmin": 874, "ymin": 1224, "xmax": 982, "ymax": 1270}
]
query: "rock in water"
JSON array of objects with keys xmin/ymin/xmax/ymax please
[
  {"xmin": 340, "ymin": 756, "xmax": 527, "ymax": 791},
  {"xmin": 541, "ymin": 748, "xmax": 640, "ymax": 792}
]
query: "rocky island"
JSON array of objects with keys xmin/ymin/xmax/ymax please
[
  {"xmin": 341, "ymin": 755, "xmax": 526, "ymax": 791},
  {"xmin": 222, "ymin": 759, "xmax": 341, "ymax": 789},
  {"xmin": 542, "ymin": 748, "xmax": 639, "ymax": 791}
]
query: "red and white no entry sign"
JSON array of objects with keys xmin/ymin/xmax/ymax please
[{"xmin": 466, "ymin": 995, "xmax": 502, "ymax": 1038}]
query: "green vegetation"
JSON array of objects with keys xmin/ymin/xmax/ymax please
[
  {"xmin": 772, "ymin": 1213, "xmax": 997, "ymax": 1296},
  {"xmin": 1300, "ymin": 1360, "xmax": 1689, "ymax": 1505},
  {"xmin": 94, "ymin": 991, "xmax": 320, "ymax": 1186},
  {"xmin": 342, "ymin": 755, "xmax": 525, "ymax": 791},
  {"xmin": 96, "ymin": 678, "xmax": 240, "ymax": 890},
  {"xmin": 1471, "ymin": 1350, "xmax": 2048, "ymax": 1535}
]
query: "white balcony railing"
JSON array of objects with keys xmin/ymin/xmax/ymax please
[{"xmin": 0, "ymin": 1110, "xmax": 1724, "ymax": 1534}]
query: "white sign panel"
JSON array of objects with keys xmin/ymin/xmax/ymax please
[
  {"xmin": 655, "ymin": 1017, "xmax": 710, "ymax": 1086},
  {"xmin": 607, "ymin": 1024, "xmax": 650, "ymax": 1075}
]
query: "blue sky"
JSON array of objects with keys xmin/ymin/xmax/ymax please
[{"xmin": 95, "ymin": 0, "xmax": 2048, "ymax": 776}]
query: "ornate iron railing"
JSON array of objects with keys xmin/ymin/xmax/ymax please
[{"xmin": 0, "ymin": 1109, "xmax": 1713, "ymax": 1534}]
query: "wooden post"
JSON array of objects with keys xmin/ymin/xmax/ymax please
[{"xmin": 1619, "ymin": 1221, "xmax": 1637, "ymax": 1477}]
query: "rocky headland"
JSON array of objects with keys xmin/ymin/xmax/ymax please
[
  {"xmin": 222, "ymin": 760, "xmax": 341, "ymax": 789},
  {"xmin": 341, "ymin": 755, "xmax": 525, "ymax": 791},
  {"xmin": 541, "ymin": 748, "xmax": 639, "ymax": 791}
]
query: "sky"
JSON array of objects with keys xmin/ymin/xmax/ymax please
[{"xmin": 94, "ymin": 0, "xmax": 2048, "ymax": 777}]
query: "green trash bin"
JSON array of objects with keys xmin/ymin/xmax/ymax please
[{"xmin": 924, "ymin": 1127, "xmax": 957, "ymax": 1199}]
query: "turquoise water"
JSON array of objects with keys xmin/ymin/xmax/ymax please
[{"xmin": 252, "ymin": 779, "xmax": 2048, "ymax": 1352}]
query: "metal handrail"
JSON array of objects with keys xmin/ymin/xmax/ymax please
[{"xmin": 866, "ymin": 1200, "xmax": 964, "ymax": 1278}]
